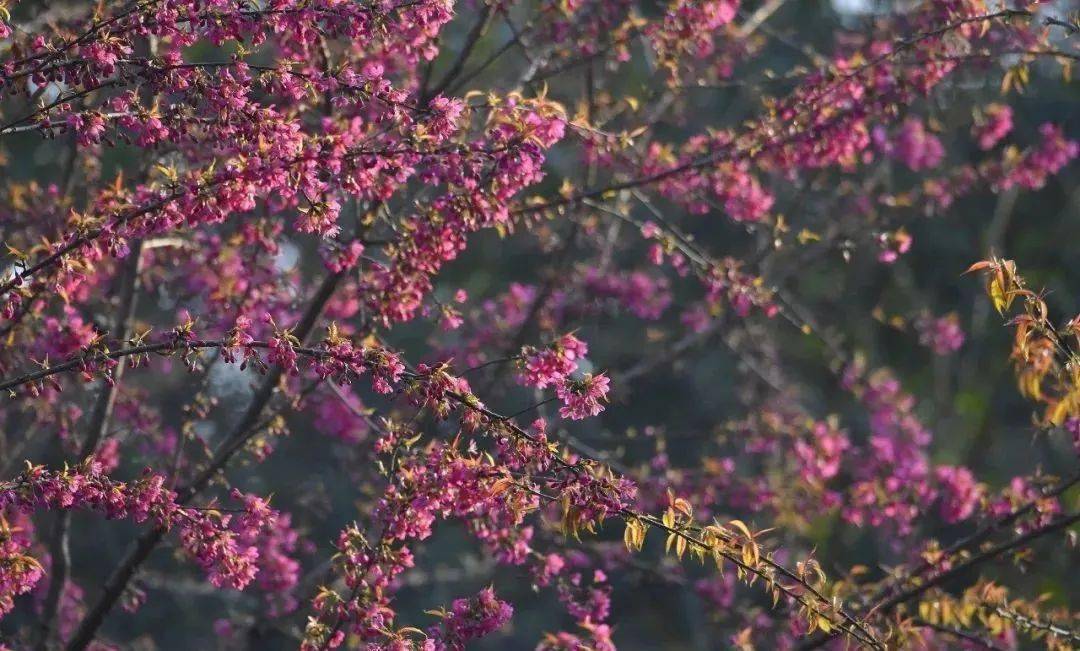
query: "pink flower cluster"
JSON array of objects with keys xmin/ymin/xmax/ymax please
[
  {"xmin": 0, "ymin": 464, "xmax": 289, "ymax": 602},
  {"xmin": 915, "ymin": 312, "xmax": 965, "ymax": 355},
  {"xmin": 518, "ymin": 336, "xmax": 611, "ymax": 420},
  {"xmin": 648, "ymin": 0, "xmax": 739, "ymax": 75},
  {"xmin": 0, "ymin": 510, "xmax": 40, "ymax": 617},
  {"xmin": 301, "ymin": 523, "xmax": 416, "ymax": 649},
  {"xmin": 556, "ymin": 373, "xmax": 612, "ymax": 421},
  {"xmin": 582, "ymin": 270, "xmax": 672, "ymax": 320},
  {"xmin": 644, "ymin": 135, "xmax": 775, "ymax": 223},
  {"xmin": 933, "ymin": 466, "xmax": 982, "ymax": 524},
  {"xmin": 312, "ymin": 390, "xmax": 371, "ymax": 445},
  {"xmin": 426, "ymin": 587, "xmax": 514, "ymax": 650},
  {"xmin": 842, "ymin": 369, "xmax": 932, "ymax": 534},
  {"xmin": 998, "ymin": 123, "xmax": 1080, "ymax": 192},
  {"xmin": 303, "ymin": 440, "xmax": 544, "ymax": 648},
  {"xmin": 365, "ymin": 99, "xmax": 566, "ymax": 325},
  {"xmin": 876, "ymin": 118, "xmax": 945, "ymax": 171},
  {"xmin": 912, "ymin": 123, "xmax": 1078, "ymax": 214},
  {"xmin": 520, "ymin": 334, "xmax": 589, "ymax": 390},
  {"xmin": 793, "ymin": 421, "xmax": 851, "ymax": 486},
  {"xmin": 972, "ymin": 104, "xmax": 1013, "ymax": 150}
]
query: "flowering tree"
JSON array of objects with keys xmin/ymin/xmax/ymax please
[{"xmin": 0, "ymin": 0, "xmax": 1078, "ymax": 648}]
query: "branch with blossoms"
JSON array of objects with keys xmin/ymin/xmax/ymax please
[
  {"xmin": 1, "ymin": 0, "xmax": 1078, "ymax": 648},
  {"xmin": 0, "ymin": 318, "xmax": 884, "ymax": 646}
]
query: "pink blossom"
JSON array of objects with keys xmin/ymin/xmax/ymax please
[
  {"xmin": 557, "ymin": 373, "xmax": 611, "ymax": 421},
  {"xmin": 973, "ymin": 104, "xmax": 1013, "ymax": 150}
]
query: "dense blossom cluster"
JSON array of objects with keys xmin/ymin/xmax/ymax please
[
  {"xmin": 0, "ymin": 510, "xmax": 39, "ymax": 619},
  {"xmin": 520, "ymin": 334, "xmax": 589, "ymax": 390},
  {"xmin": 518, "ymin": 335, "xmax": 611, "ymax": 419},
  {"xmin": 426, "ymin": 587, "xmax": 514, "ymax": 650},
  {"xmin": 0, "ymin": 0, "xmax": 1077, "ymax": 649},
  {"xmin": 878, "ymin": 118, "xmax": 945, "ymax": 171},
  {"xmin": 0, "ymin": 463, "xmax": 285, "ymax": 605}
]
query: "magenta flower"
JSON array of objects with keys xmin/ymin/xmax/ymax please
[{"xmin": 557, "ymin": 373, "xmax": 612, "ymax": 421}]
